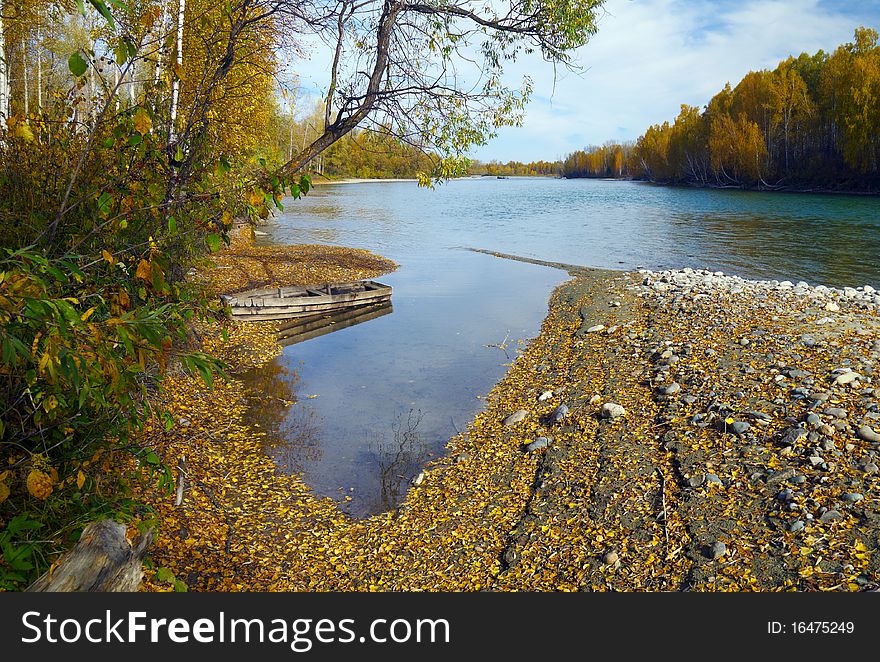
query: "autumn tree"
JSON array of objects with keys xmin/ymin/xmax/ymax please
[
  {"xmin": 272, "ymin": 0, "xmax": 606, "ymax": 184},
  {"xmin": 563, "ymin": 27, "xmax": 880, "ymax": 191}
]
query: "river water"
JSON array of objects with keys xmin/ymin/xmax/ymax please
[{"xmin": 245, "ymin": 177, "xmax": 880, "ymax": 516}]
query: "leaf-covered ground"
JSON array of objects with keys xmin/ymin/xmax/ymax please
[
  {"xmin": 200, "ymin": 226, "xmax": 397, "ymax": 296},
  {"xmin": 137, "ymin": 249, "xmax": 879, "ymax": 591}
]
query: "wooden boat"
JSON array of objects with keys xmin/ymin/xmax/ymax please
[
  {"xmin": 277, "ymin": 302, "xmax": 392, "ymax": 347},
  {"xmin": 222, "ymin": 280, "xmax": 392, "ymax": 321}
]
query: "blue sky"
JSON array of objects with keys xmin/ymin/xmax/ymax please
[{"xmin": 289, "ymin": 0, "xmax": 880, "ymax": 163}]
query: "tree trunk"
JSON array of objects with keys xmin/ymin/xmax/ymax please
[
  {"xmin": 27, "ymin": 519, "xmax": 154, "ymax": 592},
  {"xmin": 0, "ymin": 2, "xmax": 8, "ymax": 123},
  {"xmin": 36, "ymin": 29, "xmax": 41, "ymax": 112},
  {"xmin": 169, "ymin": 0, "xmax": 185, "ymax": 144},
  {"xmin": 22, "ymin": 38, "xmax": 28, "ymax": 116}
]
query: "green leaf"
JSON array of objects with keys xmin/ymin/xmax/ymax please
[
  {"xmin": 144, "ymin": 451, "xmax": 160, "ymax": 466},
  {"xmin": 167, "ymin": 217, "xmax": 177, "ymax": 234},
  {"xmin": 155, "ymin": 567, "xmax": 175, "ymax": 582},
  {"xmin": 114, "ymin": 39, "xmax": 128, "ymax": 66},
  {"xmin": 88, "ymin": 0, "xmax": 116, "ymax": 29},
  {"xmin": 97, "ymin": 191, "xmax": 113, "ymax": 214},
  {"xmin": 68, "ymin": 52, "xmax": 89, "ymax": 77},
  {"xmin": 128, "ymin": 133, "xmax": 142, "ymax": 147},
  {"xmin": 205, "ymin": 233, "xmax": 221, "ymax": 252}
]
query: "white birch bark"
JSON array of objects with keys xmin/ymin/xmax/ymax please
[
  {"xmin": 154, "ymin": 6, "xmax": 167, "ymax": 85},
  {"xmin": 36, "ymin": 29, "xmax": 41, "ymax": 112},
  {"xmin": 22, "ymin": 38, "xmax": 28, "ymax": 116},
  {"xmin": 0, "ymin": 0, "xmax": 9, "ymax": 124},
  {"xmin": 168, "ymin": 0, "xmax": 185, "ymax": 144}
]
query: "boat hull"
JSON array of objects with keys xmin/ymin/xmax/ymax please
[{"xmin": 222, "ymin": 280, "xmax": 392, "ymax": 322}]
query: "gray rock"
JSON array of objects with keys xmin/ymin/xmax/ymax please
[
  {"xmin": 808, "ymin": 455, "xmax": 825, "ymax": 467},
  {"xmin": 857, "ymin": 426, "xmax": 880, "ymax": 443},
  {"xmin": 863, "ymin": 462, "xmax": 879, "ymax": 474},
  {"xmin": 806, "ymin": 413, "xmax": 821, "ymax": 426},
  {"xmin": 603, "ymin": 551, "xmax": 619, "ymax": 565},
  {"xmin": 586, "ymin": 324, "xmax": 606, "ymax": 333},
  {"xmin": 842, "ymin": 492, "xmax": 864, "ymax": 503},
  {"xmin": 810, "ymin": 391, "xmax": 830, "ymax": 402},
  {"xmin": 549, "ymin": 404, "xmax": 569, "ymax": 424},
  {"xmin": 503, "ymin": 409, "xmax": 528, "ymax": 426},
  {"xmin": 682, "ymin": 395, "xmax": 698, "ymax": 405},
  {"xmin": 687, "ymin": 474, "xmax": 706, "ymax": 488},
  {"xmin": 778, "ymin": 488, "xmax": 794, "ymax": 501},
  {"xmin": 178, "ymin": 417, "xmax": 191, "ymax": 427},
  {"xmin": 823, "ymin": 407, "xmax": 848, "ymax": 419},
  {"xmin": 538, "ymin": 390, "xmax": 553, "ymax": 402},
  {"xmin": 660, "ymin": 382, "xmax": 681, "ymax": 396},
  {"xmin": 731, "ymin": 421, "xmax": 751, "ymax": 435},
  {"xmin": 780, "ymin": 428, "xmax": 808, "ymax": 446},
  {"xmin": 411, "ymin": 472, "xmax": 425, "ymax": 486},
  {"xmin": 790, "ymin": 520, "xmax": 805, "ymax": 533},
  {"xmin": 819, "ymin": 509, "xmax": 843, "ymax": 523},
  {"xmin": 525, "ymin": 437, "xmax": 552, "ymax": 452},
  {"xmin": 707, "ymin": 541, "xmax": 727, "ymax": 560},
  {"xmin": 792, "ymin": 475, "xmax": 806, "ymax": 485},
  {"xmin": 600, "ymin": 402, "xmax": 626, "ymax": 420},
  {"xmin": 833, "ymin": 371, "xmax": 861, "ymax": 386},
  {"xmin": 706, "ymin": 473, "xmax": 723, "ymax": 485}
]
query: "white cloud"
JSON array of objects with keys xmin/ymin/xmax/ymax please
[
  {"xmin": 282, "ymin": 0, "xmax": 877, "ymax": 162},
  {"xmin": 477, "ymin": 0, "xmax": 876, "ymax": 161}
]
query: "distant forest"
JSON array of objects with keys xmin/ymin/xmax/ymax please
[{"xmin": 562, "ymin": 27, "xmax": 880, "ymax": 192}]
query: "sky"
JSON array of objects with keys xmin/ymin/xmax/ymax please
[{"xmin": 289, "ymin": 0, "xmax": 880, "ymax": 163}]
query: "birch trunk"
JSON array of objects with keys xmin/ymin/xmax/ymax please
[
  {"xmin": 154, "ymin": 6, "xmax": 167, "ymax": 85},
  {"xmin": 36, "ymin": 29, "xmax": 41, "ymax": 112},
  {"xmin": 0, "ymin": 1, "xmax": 8, "ymax": 123},
  {"xmin": 22, "ymin": 38, "xmax": 28, "ymax": 116},
  {"xmin": 168, "ymin": 0, "xmax": 185, "ymax": 144}
]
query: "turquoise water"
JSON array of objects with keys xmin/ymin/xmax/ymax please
[{"xmin": 246, "ymin": 178, "xmax": 880, "ymax": 516}]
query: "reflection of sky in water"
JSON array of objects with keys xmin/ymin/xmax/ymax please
[{"xmin": 246, "ymin": 178, "xmax": 880, "ymax": 517}]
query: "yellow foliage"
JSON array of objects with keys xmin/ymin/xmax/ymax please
[
  {"xmin": 133, "ymin": 109, "xmax": 153, "ymax": 135},
  {"xmin": 26, "ymin": 470, "xmax": 53, "ymax": 500},
  {"xmin": 135, "ymin": 259, "xmax": 152, "ymax": 281}
]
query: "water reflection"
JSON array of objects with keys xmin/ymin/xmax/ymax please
[
  {"xmin": 240, "ymin": 362, "xmax": 324, "ymax": 474},
  {"xmin": 358, "ymin": 410, "xmax": 431, "ymax": 515},
  {"xmin": 278, "ymin": 303, "xmax": 393, "ymax": 347}
]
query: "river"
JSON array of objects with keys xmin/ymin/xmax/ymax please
[{"xmin": 244, "ymin": 177, "xmax": 880, "ymax": 516}]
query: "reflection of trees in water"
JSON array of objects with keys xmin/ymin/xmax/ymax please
[
  {"xmin": 239, "ymin": 359, "xmax": 324, "ymax": 473},
  {"xmin": 264, "ymin": 405, "xmax": 323, "ymax": 475},
  {"xmin": 361, "ymin": 410, "xmax": 431, "ymax": 515}
]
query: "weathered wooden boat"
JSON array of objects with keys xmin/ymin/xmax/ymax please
[
  {"xmin": 221, "ymin": 280, "xmax": 392, "ymax": 321},
  {"xmin": 277, "ymin": 302, "xmax": 392, "ymax": 347}
]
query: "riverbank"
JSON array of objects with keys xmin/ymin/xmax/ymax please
[
  {"xmin": 565, "ymin": 175, "xmax": 880, "ymax": 197},
  {"xmin": 312, "ymin": 177, "xmax": 418, "ymax": 185},
  {"xmin": 138, "ymin": 240, "xmax": 879, "ymax": 591}
]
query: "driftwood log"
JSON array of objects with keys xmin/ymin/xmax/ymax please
[{"xmin": 27, "ymin": 519, "xmax": 153, "ymax": 592}]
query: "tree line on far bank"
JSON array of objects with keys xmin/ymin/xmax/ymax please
[{"xmin": 562, "ymin": 27, "xmax": 880, "ymax": 191}]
